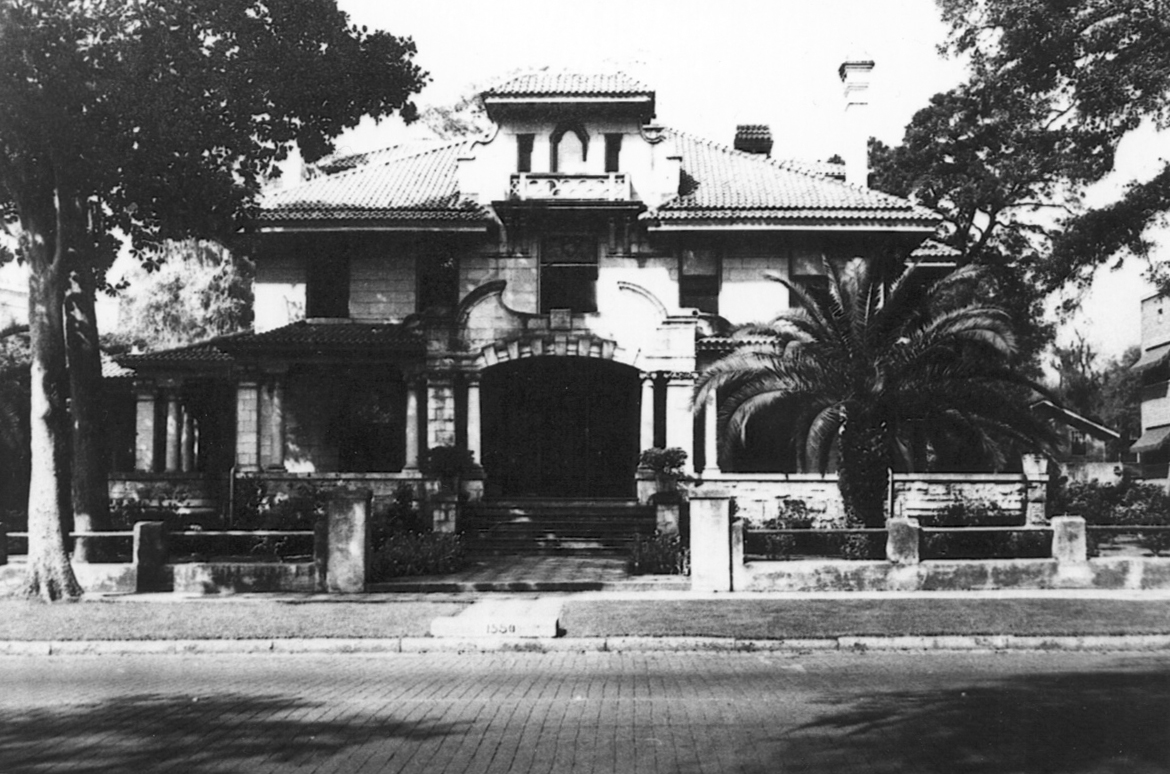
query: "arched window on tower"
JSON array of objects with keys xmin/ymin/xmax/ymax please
[{"xmin": 550, "ymin": 123, "xmax": 589, "ymax": 174}]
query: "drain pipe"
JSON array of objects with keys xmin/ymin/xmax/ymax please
[{"xmin": 227, "ymin": 465, "xmax": 237, "ymax": 528}]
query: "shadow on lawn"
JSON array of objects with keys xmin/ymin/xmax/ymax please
[
  {"xmin": 771, "ymin": 662, "xmax": 1170, "ymax": 774},
  {"xmin": 0, "ymin": 692, "xmax": 465, "ymax": 773}
]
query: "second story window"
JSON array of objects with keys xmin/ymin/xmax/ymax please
[
  {"xmin": 541, "ymin": 235, "xmax": 598, "ymax": 313},
  {"xmin": 550, "ymin": 123, "xmax": 589, "ymax": 174},
  {"xmin": 418, "ymin": 249, "xmax": 459, "ymax": 313},
  {"xmin": 679, "ymin": 248, "xmax": 719, "ymax": 314},
  {"xmin": 306, "ymin": 246, "xmax": 350, "ymax": 318},
  {"xmin": 517, "ymin": 133, "xmax": 534, "ymax": 173},
  {"xmin": 605, "ymin": 134, "xmax": 622, "ymax": 173}
]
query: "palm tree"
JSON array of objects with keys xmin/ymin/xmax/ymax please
[{"xmin": 695, "ymin": 258, "xmax": 1054, "ymax": 527}]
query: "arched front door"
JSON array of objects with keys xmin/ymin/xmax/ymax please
[{"xmin": 481, "ymin": 357, "xmax": 640, "ymax": 498}]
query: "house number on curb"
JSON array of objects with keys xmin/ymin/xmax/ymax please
[{"xmin": 486, "ymin": 623, "xmax": 517, "ymax": 635}]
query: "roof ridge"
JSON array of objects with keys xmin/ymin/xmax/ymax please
[{"xmin": 117, "ymin": 330, "xmax": 247, "ymax": 360}]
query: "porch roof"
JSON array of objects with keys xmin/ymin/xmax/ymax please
[{"xmin": 1131, "ymin": 425, "xmax": 1170, "ymax": 454}]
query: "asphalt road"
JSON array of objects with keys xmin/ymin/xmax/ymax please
[{"xmin": 2, "ymin": 650, "xmax": 1168, "ymax": 773}]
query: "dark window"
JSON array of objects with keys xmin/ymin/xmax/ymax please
[
  {"xmin": 306, "ymin": 248, "xmax": 350, "ymax": 318},
  {"xmin": 679, "ymin": 248, "xmax": 719, "ymax": 314},
  {"xmin": 541, "ymin": 235, "xmax": 598, "ymax": 313},
  {"xmin": 605, "ymin": 134, "xmax": 622, "ymax": 173},
  {"xmin": 418, "ymin": 249, "xmax": 459, "ymax": 313},
  {"xmin": 789, "ymin": 275, "xmax": 829, "ymax": 309},
  {"xmin": 517, "ymin": 133, "xmax": 534, "ymax": 173}
]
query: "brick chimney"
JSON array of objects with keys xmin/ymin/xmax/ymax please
[
  {"xmin": 734, "ymin": 124, "xmax": 772, "ymax": 157},
  {"xmin": 838, "ymin": 56, "xmax": 874, "ymax": 187}
]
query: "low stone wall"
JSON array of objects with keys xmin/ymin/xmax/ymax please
[
  {"xmin": 0, "ymin": 562, "xmax": 139, "ymax": 595},
  {"xmin": 170, "ymin": 562, "xmax": 318, "ymax": 595},
  {"xmin": 697, "ymin": 470, "xmax": 1037, "ymax": 527}
]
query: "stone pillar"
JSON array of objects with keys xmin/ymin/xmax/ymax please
[
  {"xmin": 235, "ymin": 379, "xmax": 261, "ymax": 471},
  {"xmin": 886, "ymin": 517, "xmax": 920, "ymax": 565},
  {"xmin": 180, "ymin": 409, "xmax": 196, "ymax": 473},
  {"xmin": 404, "ymin": 378, "xmax": 421, "ymax": 471},
  {"xmin": 426, "ymin": 374, "xmax": 457, "ymax": 449},
  {"xmin": 1022, "ymin": 454, "xmax": 1049, "ymax": 527},
  {"xmin": 730, "ymin": 519, "xmax": 746, "ymax": 591},
  {"xmin": 465, "ymin": 373, "xmax": 482, "ymax": 466},
  {"xmin": 703, "ymin": 390, "xmax": 722, "ymax": 476},
  {"xmin": 134, "ymin": 382, "xmax": 157, "ymax": 472},
  {"xmin": 0, "ymin": 526, "xmax": 7, "ymax": 566},
  {"xmin": 640, "ymin": 372, "xmax": 656, "ymax": 452},
  {"xmin": 133, "ymin": 521, "xmax": 169, "ymax": 592},
  {"xmin": 665, "ymin": 372, "xmax": 695, "ymax": 472},
  {"xmin": 1051, "ymin": 515, "xmax": 1092, "ymax": 587},
  {"xmin": 327, "ymin": 488, "xmax": 371, "ymax": 593},
  {"xmin": 164, "ymin": 390, "xmax": 182, "ymax": 473},
  {"xmin": 265, "ymin": 375, "xmax": 285, "ymax": 470},
  {"xmin": 690, "ymin": 491, "xmax": 732, "ymax": 592}
]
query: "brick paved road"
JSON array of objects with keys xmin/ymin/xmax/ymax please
[{"xmin": 2, "ymin": 650, "xmax": 1169, "ymax": 773}]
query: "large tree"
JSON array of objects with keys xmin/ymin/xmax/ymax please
[
  {"xmin": 931, "ymin": 0, "xmax": 1170, "ymax": 297},
  {"xmin": 696, "ymin": 259, "xmax": 1054, "ymax": 527},
  {"xmin": 0, "ymin": 0, "xmax": 426, "ymax": 599}
]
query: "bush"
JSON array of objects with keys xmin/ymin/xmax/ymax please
[
  {"xmin": 370, "ymin": 532, "xmax": 467, "ymax": 580},
  {"xmin": 926, "ymin": 497, "xmax": 1020, "ymax": 527},
  {"xmin": 369, "ymin": 485, "xmax": 422, "ymax": 552},
  {"xmin": 639, "ymin": 447, "xmax": 689, "ymax": 477},
  {"xmin": 920, "ymin": 529, "xmax": 1051, "ymax": 560},
  {"xmin": 1054, "ymin": 478, "xmax": 1170, "ymax": 556},
  {"xmin": 628, "ymin": 532, "xmax": 690, "ymax": 575},
  {"xmin": 424, "ymin": 445, "xmax": 476, "ymax": 479}
]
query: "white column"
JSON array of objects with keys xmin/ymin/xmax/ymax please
[
  {"xmin": 266, "ymin": 376, "xmax": 285, "ymax": 470},
  {"xmin": 235, "ymin": 379, "xmax": 261, "ymax": 471},
  {"xmin": 180, "ymin": 408, "xmax": 196, "ymax": 473},
  {"xmin": 665, "ymin": 372, "xmax": 695, "ymax": 473},
  {"xmin": 640, "ymin": 373, "xmax": 656, "ymax": 451},
  {"xmin": 465, "ymin": 373, "xmax": 482, "ymax": 465},
  {"xmin": 134, "ymin": 383, "xmax": 157, "ymax": 472},
  {"xmin": 404, "ymin": 378, "xmax": 421, "ymax": 471},
  {"xmin": 703, "ymin": 389, "xmax": 722, "ymax": 475},
  {"xmin": 164, "ymin": 390, "xmax": 181, "ymax": 473}
]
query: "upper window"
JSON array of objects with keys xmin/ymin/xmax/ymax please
[
  {"xmin": 516, "ymin": 133, "xmax": 534, "ymax": 173},
  {"xmin": 306, "ymin": 247, "xmax": 350, "ymax": 318},
  {"xmin": 604, "ymin": 134, "xmax": 622, "ymax": 173},
  {"xmin": 679, "ymin": 248, "xmax": 719, "ymax": 314},
  {"xmin": 417, "ymin": 248, "xmax": 459, "ymax": 313},
  {"xmin": 541, "ymin": 235, "xmax": 598, "ymax": 313},
  {"xmin": 550, "ymin": 123, "xmax": 589, "ymax": 174}
]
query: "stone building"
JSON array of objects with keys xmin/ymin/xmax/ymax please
[
  {"xmin": 1132, "ymin": 293, "xmax": 1170, "ymax": 483},
  {"xmin": 114, "ymin": 64, "xmax": 955, "ymax": 521}
]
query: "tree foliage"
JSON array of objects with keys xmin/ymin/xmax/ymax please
[
  {"xmin": 931, "ymin": 0, "xmax": 1170, "ymax": 297},
  {"xmin": 0, "ymin": 0, "xmax": 426, "ymax": 599},
  {"xmin": 1053, "ymin": 336, "xmax": 1141, "ymax": 451},
  {"xmin": 696, "ymin": 259, "xmax": 1054, "ymax": 526}
]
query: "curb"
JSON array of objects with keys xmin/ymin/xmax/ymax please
[{"xmin": 3, "ymin": 634, "xmax": 1170, "ymax": 656}]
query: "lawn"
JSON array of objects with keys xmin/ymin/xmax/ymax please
[
  {"xmin": 0, "ymin": 598, "xmax": 467, "ymax": 641},
  {"xmin": 559, "ymin": 598, "xmax": 1170, "ymax": 639}
]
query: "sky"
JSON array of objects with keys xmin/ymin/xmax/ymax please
[{"xmin": 320, "ymin": 0, "xmax": 1170, "ymax": 363}]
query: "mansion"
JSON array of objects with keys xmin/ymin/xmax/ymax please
[{"xmin": 114, "ymin": 63, "xmax": 953, "ymax": 514}]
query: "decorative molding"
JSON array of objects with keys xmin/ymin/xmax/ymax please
[{"xmin": 616, "ymin": 280, "xmax": 669, "ymax": 320}]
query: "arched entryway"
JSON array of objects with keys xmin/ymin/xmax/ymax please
[{"xmin": 481, "ymin": 357, "xmax": 641, "ymax": 498}]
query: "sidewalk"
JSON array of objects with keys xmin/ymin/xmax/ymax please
[{"xmin": 4, "ymin": 588, "xmax": 1170, "ymax": 654}]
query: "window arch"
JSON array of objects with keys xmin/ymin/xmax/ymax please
[{"xmin": 550, "ymin": 122, "xmax": 589, "ymax": 173}]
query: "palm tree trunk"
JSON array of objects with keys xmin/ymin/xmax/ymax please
[{"xmin": 837, "ymin": 422, "xmax": 889, "ymax": 528}]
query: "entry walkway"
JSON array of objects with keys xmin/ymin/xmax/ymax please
[{"xmin": 369, "ymin": 555, "xmax": 690, "ymax": 593}]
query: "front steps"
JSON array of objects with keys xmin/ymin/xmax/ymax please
[{"xmin": 463, "ymin": 498, "xmax": 656, "ymax": 556}]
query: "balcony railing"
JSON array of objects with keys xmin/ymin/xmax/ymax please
[{"xmin": 509, "ymin": 173, "xmax": 630, "ymax": 202}]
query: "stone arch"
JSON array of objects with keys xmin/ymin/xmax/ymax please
[
  {"xmin": 615, "ymin": 280, "xmax": 669, "ymax": 321},
  {"xmin": 475, "ymin": 330, "xmax": 634, "ymax": 370}
]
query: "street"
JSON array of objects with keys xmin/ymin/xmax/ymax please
[{"xmin": 2, "ymin": 650, "xmax": 1168, "ymax": 773}]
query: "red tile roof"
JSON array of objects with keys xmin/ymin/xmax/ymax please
[
  {"xmin": 484, "ymin": 71, "xmax": 653, "ymax": 98},
  {"xmin": 653, "ymin": 130, "xmax": 939, "ymax": 227},
  {"xmin": 260, "ymin": 141, "xmax": 489, "ymax": 225},
  {"xmin": 220, "ymin": 320, "xmax": 423, "ymax": 353}
]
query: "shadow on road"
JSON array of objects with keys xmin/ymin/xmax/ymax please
[
  {"xmin": 0, "ymin": 692, "xmax": 466, "ymax": 773},
  {"xmin": 777, "ymin": 660, "xmax": 1170, "ymax": 773}
]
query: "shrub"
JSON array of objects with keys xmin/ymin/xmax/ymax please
[
  {"xmin": 370, "ymin": 485, "xmax": 422, "ymax": 552},
  {"xmin": 763, "ymin": 532, "xmax": 797, "ymax": 560},
  {"xmin": 1054, "ymin": 478, "xmax": 1170, "ymax": 556},
  {"xmin": 639, "ymin": 447, "xmax": 689, "ymax": 476},
  {"xmin": 628, "ymin": 532, "xmax": 690, "ymax": 575},
  {"xmin": 927, "ymin": 497, "xmax": 1019, "ymax": 527},
  {"xmin": 370, "ymin": 532, "xmax": 467, "ymax": 580},
  {"xmin": 840, "ymin": 532, "xmax": 880, "ymax": 560},
  {"xmin": 424, "ymin": 445, "xmax": 476, "ymax": 480}
]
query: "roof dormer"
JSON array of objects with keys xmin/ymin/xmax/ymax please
[{"xmin": 482, "ymin": 71, "xmax": 656, "ymax": 123}]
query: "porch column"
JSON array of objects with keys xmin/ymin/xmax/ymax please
[
  {"xmin": 426, "ymin": 373, "xmax": 456, "ymax": 449},
  {"xmin": 465, "ymin": 373, "xmax": 482, "ymax": 465},
  {"xmin": 180, "ymin": 408, "xmax": 197, "ymax": 473},
  {"xmin": 133, "ymin": 381, "xmax": 157, "ymax": 472},
  {"xmin": 703, "ymin": 389, "xmax": 722, "ymax": 475},
  {"xmin": 164, "ymin": 388, "xmax": 182, "ymax": 473},
  {"xmin": 640, "ymin": 372, "xmax": 656, "ymax": 452},
  {"xmin": 403, "ymin": 377, "xmax": 421, "ymax": 471},
  {"xmin": 264, "ymin": 374, "xmax": 286, "ymax": 470},
  {"xmin": 665, "ymin": 372, "xmax": 695, "ymax": 473},
  {"xmin": 235, "ymin": 379, "xmax": 261, "ymax": 472}
]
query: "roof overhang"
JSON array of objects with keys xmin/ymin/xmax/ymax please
[
  {"xmin": 1134, "ymin": 342, "xmax": 1170, "ymax": 371},
  {"xmin": 1131, "ymin": 425, "xmax": 1170, "ymax": 454},
  {"xmin": 1030, "ymin": 400, "xmax": 1121, "ymax": 441},
  {"xmin": 258, "ymin": 222, "xmax": 489, "ymax": 233},
  {"xmin": 646, "ymin": 220, "xmax": 940, "ymax": 233}
]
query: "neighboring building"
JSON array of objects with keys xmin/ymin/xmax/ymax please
[
  {"xmin": 114, "ymin": 64, "xmax": 952, "ymax": 516},
  {"xmin": 1132, "ymin": 293, "xmax": 1170, "ymax": 483},
  {"xmin": 1030, "ymin": 399, "xmax": 1123, "ymax": 484}
]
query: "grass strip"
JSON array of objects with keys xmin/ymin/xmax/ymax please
[{"xmin": 560, "ymin": 599, "xmax": 1170, "ymax": 639}]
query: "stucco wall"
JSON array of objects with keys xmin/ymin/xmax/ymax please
[
  {"xmin": 254, "ymin": 253, "xmax": 306, "ymax": 333},
  {"xmin": 350, "ymin": 249, "xmax": 415, "ymax": 321}
]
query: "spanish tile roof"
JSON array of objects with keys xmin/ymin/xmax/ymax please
[
  {"xmin": 911, "ymin": 239, "xmax": 961, "ymax": 259},
  {"xmin": 115, "ymin": 339, "xmax": 237, "ymax": 370},
  {"xmin": 653, "ymin": 130, "xmax": 940, "ymax": 228},
  {"xmin": 219, "ymin": 320, "xmax": 423, "ymax": 354},
  {"xmin": 259, "ymin": 141, "xmax": 489, "ymax": 225},
  {"xmin": 484, "ymin": 71, "xmax": 653, "ymax": 98}
]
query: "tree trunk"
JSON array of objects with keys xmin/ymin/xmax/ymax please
[
  {"xmin": 22, "ymin": 206, "xmax": 83, "ymax": 600},
  {"xmin": 837, "ymin": 421, "xmax": 889, "ymax": 528},
  {"xmin": 66, "ymin": 263, "xmax": 111, "ymax": 562}
]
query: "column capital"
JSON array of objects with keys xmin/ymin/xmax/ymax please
[{"xmin": 664, "ymin": 371, "xmax": 697, "ymax": 383}]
